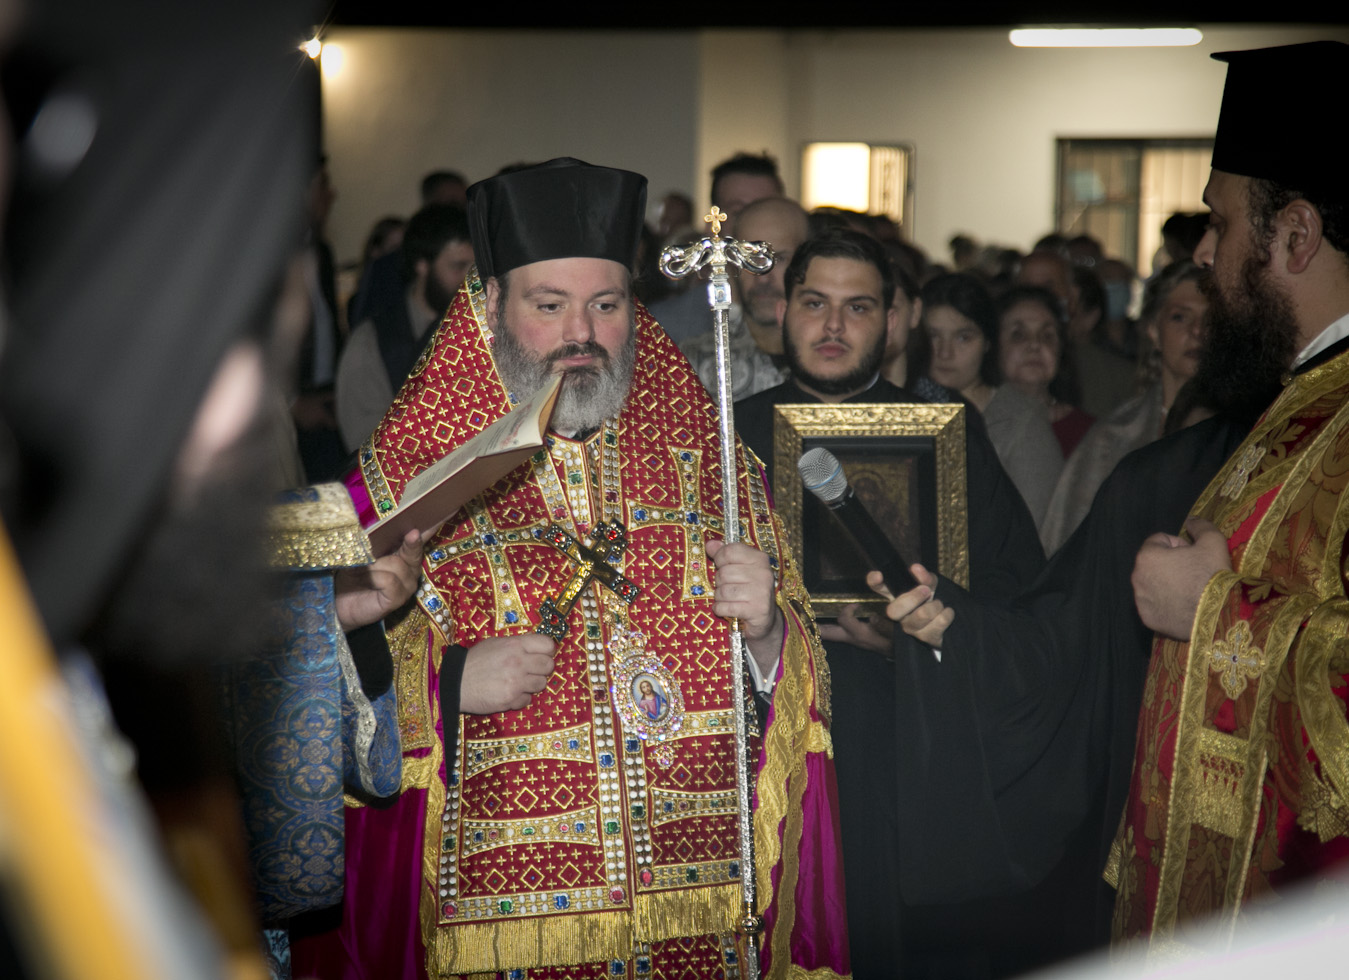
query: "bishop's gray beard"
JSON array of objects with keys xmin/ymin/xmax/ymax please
[{"xmin": 493, "ymin": 317, "xmax": 637, "ymax": 436}]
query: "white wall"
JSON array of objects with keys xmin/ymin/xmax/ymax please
[
  {"xmin": 320, "ymin": 28, "xmax": 700, "ymax": 264},
  {"xmin": 319, "ymin": 25, "xmax": 1349, "ymax": 266}
]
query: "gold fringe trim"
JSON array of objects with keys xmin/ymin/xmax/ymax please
[
  {"xmin": 753, "ymin": 610, "xmax": 812, "ymax": 915},
  {"xmin": 770, "ymin": 680, "xmax": 813, "ymax": 976},
  {"xmin": 805, "ymin": 720, "xmax": 831, "ymax": 758},
  {"xmin": 399, "ymin": 753, "xmax": 437, "ymax": 793},
  {"xmin": 432, "ymin": 884, "xmax": 739, "ymax": 974},
  {"xmin": 785, "ymin": 967, "xmax": 851, "ymax": 980}
]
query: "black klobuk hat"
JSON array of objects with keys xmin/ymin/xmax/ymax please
[
  {"xmin": 466, "ymin": 157, "xmax": 648, "ymax": 280},
  {"xmin": 1211, "ymin": 40, "xmax": 1349, "ymax": 201}
]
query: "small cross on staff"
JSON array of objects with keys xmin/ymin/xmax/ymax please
[{"xmin": 534, "ymin": 520, "xmax": 640, "ymax": 639}]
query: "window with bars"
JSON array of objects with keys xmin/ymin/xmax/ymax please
[{"xmin": 1056, "ymin": 138, "xmax": 1212, "ymax": 273}]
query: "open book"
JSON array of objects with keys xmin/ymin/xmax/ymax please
[{"xmin": 366, "ymin": 376, "xmax": 561, "ymax": 554}]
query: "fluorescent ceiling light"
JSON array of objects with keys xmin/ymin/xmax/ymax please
[{"xmin": 1010, "ymin": 28, "xmax": 1203, "ymax": 47}]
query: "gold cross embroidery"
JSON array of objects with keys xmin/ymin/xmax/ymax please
[
  {"xmin": 1208, "ymin": 619, "xmax": 1265, "ymax": 700},
  {"xmin": 704, "ymin": 206, "xmax": 727, "ymax": 237},
  {"xmin": 1219, "ymin": 444, "xmax": 1267, "ymax": 498},
  {"xmin": 535, "ymin": 521, "xmax": 640, "ymax": 639}
]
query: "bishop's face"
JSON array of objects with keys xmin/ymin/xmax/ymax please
[{"xmin": 487, "ymin": 256, "xmax": 636, "ymax": 435}]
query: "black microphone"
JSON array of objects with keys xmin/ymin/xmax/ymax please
[{"xmin": 797, "ymin": 447, "xmax": 919, "ymax": 596}]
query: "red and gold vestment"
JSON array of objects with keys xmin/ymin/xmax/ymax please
[
  {"xmin": 1109, "ymin": 347, "xmax": 1349, "ymax": 959},
  {"xmin": 295, "ymin": 271, "xmax": 849, "ymax": 980}
]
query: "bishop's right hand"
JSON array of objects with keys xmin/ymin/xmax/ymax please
[{"xmin": 460, "ymin": 634, "xmax": 557, "ymax": 714}]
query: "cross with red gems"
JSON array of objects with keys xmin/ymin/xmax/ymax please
[{"xmin": 535, "ymin": 521, "xmax": 641, "ymax": 640}]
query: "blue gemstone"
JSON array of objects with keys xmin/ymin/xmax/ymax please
[
  {"xmin": 636, "ymin": 956, "xmax": 651, "ymax": 974},
  {"xmin": 725, "ymin": 950, "xmax": 738, "ymax": 964},
  {"xmin": 575, "ymin": 821, "xmax": 586, "ymax": 832},
  {"xmin": 685, "ymin": 512, "xmax": 699, "ymax": 524},
  {"xmin": 449, "ymin": 772, "xmax": 459, "ymax": 786},
  {"xmin": 509, "ymin": 971, "xmax": 525, "ymax": 980},
  {"xmin": 554, "ymin": 894, "xmax": 570, "ymax": 910},
  {"xmin": 769, "ymin": 557, "xmax": 779, "ymax": 568},
  {"xmin": 611, "ymin": 962, "xmax": 625, "ymax": 976},
  {"xmin": 483, "ymin": 533, "xmax": 497, "ymax": 545},
  {"xmin": 567, "ymin": 738, "xmax": 580, "ymax": 749},
  {"xmin": 626, "ymin": 738, "xmax": 640, "ymax": 752},
  {"xmin": 532, "ymin": 527, "xmax": 543, "ymax": 538},
  {"xmin": 663, "ymin": 801, "xmax": 674, "ymax": 812},
  {"xmin": 361, "ymin": 449, "xmax": 372, "ymax": 462},
  {"xmin": 633, "ymin": 508, "xmax": 647, "ymax": 521},
  {"xmin": 679, "ymin": 451, "xmax": 693, "ymax": 461},
  {"xmin": 473, "ymin": 831, "xmax": 484, "ymax": 842},
  {"xmin": 728, "ymin": 861, "xmax": 739, "ymax": 877},
  {"xmin": 691, "ymin": 585, "xmax": 704, "ymax": 596},
  {"xmin": 430, "ymin": 550, "xmax": 446, "ymax": 561},
  {"xmin": 425, "ymin": 596, "xmax": 442, "ymax": 611},
  {"xmin": 599, "ymin": 753, "xmax": 614, "ymax": 768},
  {"xmin": 505, "ymin": 611, "xmax": 519, "ymax": 624}
]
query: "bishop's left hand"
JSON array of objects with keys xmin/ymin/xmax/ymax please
[
  {"xmin": 335, "ymin": 528, "xmax": 427, "ymax": 631},
  {"xmin": 705, "ymin": 538, "xmax": 784, "ymax": 675},
  {"xmin": 1131, "ymin": 517, "xmax": 1231, "ymax": 641}
]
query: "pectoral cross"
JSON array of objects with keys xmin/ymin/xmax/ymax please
[{"xmin": 535, "ymin": 521, "xmax": 641, "ymax": 640}]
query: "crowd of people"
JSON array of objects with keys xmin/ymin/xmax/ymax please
[{"xmin": 3, "ymin": 8, "xmax": 1348, "ymax": 980}]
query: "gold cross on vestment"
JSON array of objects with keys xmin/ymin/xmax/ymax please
[
  {"xmin": 1219, "ymin": 443, "xmax": 1267, "ymax": 499},
  {"xmin": 1208, "ymin": 620, "xmax": 1265, "ymax": 700},
  {"xmin": 535, "ymin": 521, "xmax": 641, "ymax": 639},
  {"xmin": 704, "ymin": 206, "xmax": 727, "ymax": 237}
]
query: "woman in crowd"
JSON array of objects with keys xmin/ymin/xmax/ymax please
[
  {"xmin": 1039, "ymin": 260, "xmax": 1207, "ymax": 552},
  {"xmin": 997, "ymin": 284, "xmax": 1095, "ymax": 458},
  {"xmin": 922, "ymin": 272, "xmax": 1063, "ymax": 535}
]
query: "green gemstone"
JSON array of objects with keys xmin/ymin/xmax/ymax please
[
  {"xmin": 605, "ymin": 431, "xmax": 617, "ymax": 446},
  {"xmin": 604, "ymin": 820, "xmax": 619, "ymax": 834},
  {"xmin": 685, "ymin": 867, "xmax": 699, "ymax": 882},
  {"xmin": 568, "ymin": 472, "xmax": 583, "ymax": 485},
  {"xmin": 630, "ymin": 803, "xmax": 646, "ymax": 820},
  {"xmin": 499, "ymin": 899, "xmax": 513, "ymax": 914},
  {"xmin": 516, "ymin": 743, "xmax": 529, "ymax": 753},
  {"xmin": 378, "ymin": 500, "xmax": 393, "ymax": 512},
  {"xmin": 533, "ymin": 450, "xmax": 547, "ymax": 463},
  {"xmin": 685, "ymin": 493, "xmax": 695, "ymax": 504},
  {"xmin": 586, "ymin": 623, "xmax": 600, "ymax": 638},
  {"xmin": 522, "ymin": 826, "xmax": 535, "ymax": 836}
]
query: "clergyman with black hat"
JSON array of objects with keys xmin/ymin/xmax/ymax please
[
  {"xmin": 290, "ymin": 158, "xmax": 849, "ymax": 979},
  {"xmin": 1106, "ymin": 39, "xmax": 1349, "ymax": 951}
]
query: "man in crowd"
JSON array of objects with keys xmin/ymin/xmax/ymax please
[
  {"xmin": 733, "ymin": 229, "xmax": 1043, "ymax": 976},
  {"xmin": 881, "ymin": 38, "xmax": 1349, "ymax": 967},
  {"xmin": 293, "ymin": 158, "xmax": 848, "ymax": 979},
  {"xmin": 335, "ymin": 203, "xmax": 474, "ymax": 450},
  {"xmin": 679, "ymin": 196, "xmax": 808, "ymax": 400},
  {"xmin": 651, "ymin": 152, "xmax": 785, "ymax": 344}
]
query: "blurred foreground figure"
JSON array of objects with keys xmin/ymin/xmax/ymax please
[{"xmin": 0, "ymin": 2, "xmax": 336, "ymax": 978}]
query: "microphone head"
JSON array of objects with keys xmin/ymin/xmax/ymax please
[{"xmin": 797, "ymin": 447, "xmax": 849, "ymax": 504}]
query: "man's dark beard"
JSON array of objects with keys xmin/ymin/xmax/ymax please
[
  {"xmin": 783, "ymin": 321, "xmax": 888, "ymax": 397},
  {"xmin": 1190, "ymin": 256, "xmax": 1297, "ymax": 425},
  {"xmin": 423, "ymin": 271, "xmax": 456, "ymax": 321}
]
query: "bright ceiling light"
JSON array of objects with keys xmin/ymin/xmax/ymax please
[
  {"xmin": 1009, "ymin": 28, "xmax": 1203, "ymax": 48},
  {"xmin": 302, "ymin": 36, "xmax": 322, "ymax": 59}
]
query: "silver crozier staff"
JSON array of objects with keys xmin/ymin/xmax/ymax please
[{"xmin": 659, "ymin": 206, "xmax": 773, "ymax": 977}]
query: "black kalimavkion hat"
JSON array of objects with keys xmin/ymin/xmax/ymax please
[
  {"xmin": 466, "ymin": 157, "xmax": 648, "ymax": 280},
  {"xmin": 1210, "ymin": 40, "xmax": 1349, "ymax": 201}
]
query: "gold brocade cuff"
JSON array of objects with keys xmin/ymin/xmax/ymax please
[{"xmin": 266, "ymin": 483, "xmax": 374, "ymax": 571}]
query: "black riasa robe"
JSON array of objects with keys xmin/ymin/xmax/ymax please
[{"xmin": 735, "ymin": 377, "xmax": 1047, "ymax": 977}]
